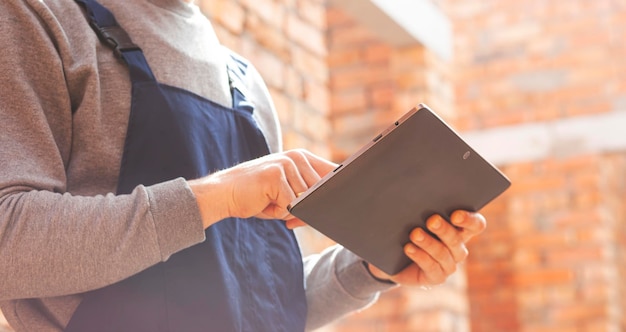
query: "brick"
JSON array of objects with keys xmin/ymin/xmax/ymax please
[
  {"xmin": 283, "ymin": 66, "xmax": 304, "ymax": 98},
  {"xmin": 545, "ymin": 245, "xmax": 606, "ymax": 266},
  {"xmin": 199, "ymin": 0, "xmax": 245, "ymax": 35},
  {"xmin": 394, "ymin": 70, "xmax": 427, "ymax": 90},
  {"xmin": 369, "ymin": 84, "xmax": 395, "ymax": 108},
  {"xmin": 292, "ymin": 46, "xmax": 328, "ymax": 83},
  {"xmin": 576, "ymin": 227, "xmax": 612, "ymax": 243},
  {"xmin": 582, "ymin": 321, "xmax": 618, "ymax": 332},
  {"xmin": 512, "ymin": 248, "xmax": 542, "ymax": 267},
  {"xmin": 507, "ymin": 176, "xmax": 568, "ymax": 194},
  {"xmin": 296, "ymin": 0, "xmax": 326, "ymax": 30},
  {"xmin": 285, "ymin": 14, "xmax": 326, "ymax": 56},
  {"xmin": 391, "ymin": 89, "xmax": 427, "ymax": 115},
  {"xmin": 364, "ymin": 44, "xmax": 392, "ymax": 64},
  {"xmin": 327, "ymin": 48, "xmax": 363, "ymax": 68},
  {"xmin": 521, "ymin": 324, "xmax": 579, "ymax": 332},
  {"xmin": 302, "ymin": 79, "xmax": 329, "ymax": 115},
  {"xmin": 333, "ymin": 112, "xmax": 376, "ymax": 137},
  {"xmin": 328, "ymin": 24, "xmax": 377, "ymax": 50},
  {"xmin": 245, "ymin": 14, "xmax": 290, "ymax": 60},
  {"xmin": 551, "ymin": 304, "xmax": 608, "ymax": 323},
  {"xmin": 241, "ymin": 42, "xmax": 286, "ymax": 90},
  {"xmin": 326, "ymin": 6, "xmax": 352, "ymax": 27},
  {"xmin": 392, "ymin": 46, "xmax": 426, "ymax": 70},
  {"xmin": 268, "ymin": 87, "xmax": 292, "ymax": 126},
  {"xmin": 580, "ymin": 283, "xmax": 611, "ymax": 302},
  {"xmin": 240, "ymin": 0, "xmax": 285, "ymax": 27},
  {"xmin": 281, "ymin": 130, "xmax": 308, "ymax": 151},
  {"xmin": 553, "ymin": 209, "xmax": 604, "ymax": 228},
  {"xmin": 513, "ymin": 268, "xmax": 575, "ymax": 287},
  {"xmin": 292, "ymin": 102, "xmax": 330, "ymax": 142},
  {"xmin": 330, "ymin": 65, "xmax": 391, "ymax": 90},
  {"xmin": 329, "ymin": 88, "xmax": 367, "ymax": 114},
  {"xmin": 515, "ymin": 232, "xmax": 572, "ymax": 249}
]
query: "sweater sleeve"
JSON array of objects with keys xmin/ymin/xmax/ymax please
[
  {"xmin": 0, "ymin": 0, "xmax": 205, "ymax": 301},
  {"xmin": 303, "ymin": 245, "xmax": 397, "ymax": 331}
]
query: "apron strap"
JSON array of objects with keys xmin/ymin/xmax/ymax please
[
  {"xmin": 75, "ymin": 0, "xmax": 156, "ymax": 83},
  {"xmin": 224, "ymin": 47, "xmax": 255, "ymax": 113}
]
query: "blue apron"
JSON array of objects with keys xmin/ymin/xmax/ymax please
[{"xmin": 65, "ymin": 1, "xmax": 307, "ymax": 331}]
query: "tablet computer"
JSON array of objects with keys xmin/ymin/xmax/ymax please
[{"xmin": 288, "ymin": 104, "xmax": 511, "ymax": 275}]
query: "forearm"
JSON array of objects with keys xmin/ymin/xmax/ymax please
[
  {"xmin": 0, "ymin": 179, "xmax": 204, "ymax": 300},
  {"xmin": 304, "ymin": 245, "xmax": 397, "ymax": 331}
]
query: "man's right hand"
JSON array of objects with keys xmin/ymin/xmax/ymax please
[{"xmin": 188, "ymin": 149, "xmax": 337, "ymax": 229}]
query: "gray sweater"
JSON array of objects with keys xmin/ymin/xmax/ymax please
[{"xmin": 0, "ymin": 0, "xmax": 394, "ymax": 331}]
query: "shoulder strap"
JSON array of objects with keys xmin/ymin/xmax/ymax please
[
  {"xmin": 74, "ymin": 0, "xmax": 156, "ymax": 83},
  {"xmin": 223, "ymin": 47, "xmax": 254, "ymax": 111}
]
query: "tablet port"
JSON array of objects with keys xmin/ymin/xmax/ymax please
[
  {"xmin": 333, "ymin": 164, "xmax": 343, "ymax": 172},
  {"xmin": 373, "ymin": 133, "xmax": 383, "ymax": 142}
]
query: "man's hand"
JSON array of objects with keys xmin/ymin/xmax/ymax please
[
  {"xmin": 188, "ymin": 149, "xmax": 336, "ymax": 229},
  {"xmin": 366, "ymin": 210, "xmax": 486, "ymax": 286}
]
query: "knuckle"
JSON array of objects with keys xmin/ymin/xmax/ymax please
[
  {"xmin": 285, "ymin": 149, "xmax": 306, "ymax": 160},
  {"xmin": 452, "ymin": 248, "xmax": 468, "ymax": 265},
  {"xmin": 478, "ymin": 218, "xmax": 487, "ymax": 232},
  {"xmin": 431, "ymin": 245, "xmax": 449, "ymax": 261},
  {"xmin": 445, "ymin": 262, "xmax": 457, "ymax": 275},
  {"xmin": 447, "ymin": 234, "xmax": 464, "ymax": 248},
  {"xmin": 265, "ymin": 163, "xmax": 284, "ymax": 178},
  {"xmin": 277, "ymin": 155, "xmax": 296, "ymax": 169},
  {"xmin": 284, "ymin": 149, "xmax": 298, "ymax": 158},
  {"xmin": 426, "ymin": 273, "xmax": 444, "ymax": 286},
  {"xmin": 421, "ymin": 256, "xmax": 439, "ymax": 272}
]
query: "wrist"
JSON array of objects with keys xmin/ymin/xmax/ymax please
[{"xmin": 188, "ymin": 174, "xmax": 231, "ymax": 229}]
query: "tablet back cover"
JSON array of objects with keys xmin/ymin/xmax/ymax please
[{"xmin": 289, "ymin": 106, "xmax": 510, "ymax": 275}]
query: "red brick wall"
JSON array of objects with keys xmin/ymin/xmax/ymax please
[
  {"xmin": 326, "ymin": 6, "xmax": 456, "ymax": 161},
  {"xmin": 444, "ymin": 0, "xmax": 626, "ymax": 130},
  {"xmin": 443, "ymin": 0, "xmax": 626, "ymax": 331}
]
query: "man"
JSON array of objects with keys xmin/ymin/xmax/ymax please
[{"xmin": 0, "ymin": 0, "xmax": 486, "ymax": 331}]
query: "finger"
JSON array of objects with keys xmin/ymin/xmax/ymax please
[
  {"xmin": 426, "ymin": 215, "xmax": 468, "ymax": 263},
  {"xmin": 279, "ymin": 156, "xmax": 310, "ymax": 197},
  {"xmin": 450, "ymin": 210, "xmax": 487, "ymax": 242},
  {"xmin": 285, "ymin": 218, "xmax": 307, "ymax": 229},
  {"xmin": 403, "ymin": 243, "xmax": 448, "ymax": 285},
  {"xmin": 261, "ymin": 167, "xmax": 298, "ymax": 220},
  {"xmin": 409, "ymin": 227, "xmax": 456, "ymax": 276},
  {"xmin": 298, "ymin": 149, "xmax": 338, "ymax": 177},
  {"xmin": 285, "ymin": 150, "xmax": 323, "ymax": 187}
]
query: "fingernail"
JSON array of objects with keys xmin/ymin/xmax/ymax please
[
  {"xmin": 406, "ymin": 244, "xmax": 417, "ymax": 254},
  {"xmin": 452, "ymin": 211, "xmax": 466, "ymax": 225},
  {"xmin": 429, "ymin": 217, "xmax": 442, "ymax": 230},
  {"xmin": 413, "ymin": 229, "xmax": 425, "ymax": 242}
]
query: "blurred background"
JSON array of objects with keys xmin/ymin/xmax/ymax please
[{"xmin": 2, "ymin": 0, "xmax": 625, "ymax": 331}]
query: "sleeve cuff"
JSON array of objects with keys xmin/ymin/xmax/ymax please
[
  {"xmin": 334, "ymin": 247, "xmax": 398, "ymax": 300},
  {"xmin": 146, "ymin": 178, "xmax": 206, "ymax": 261}
]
